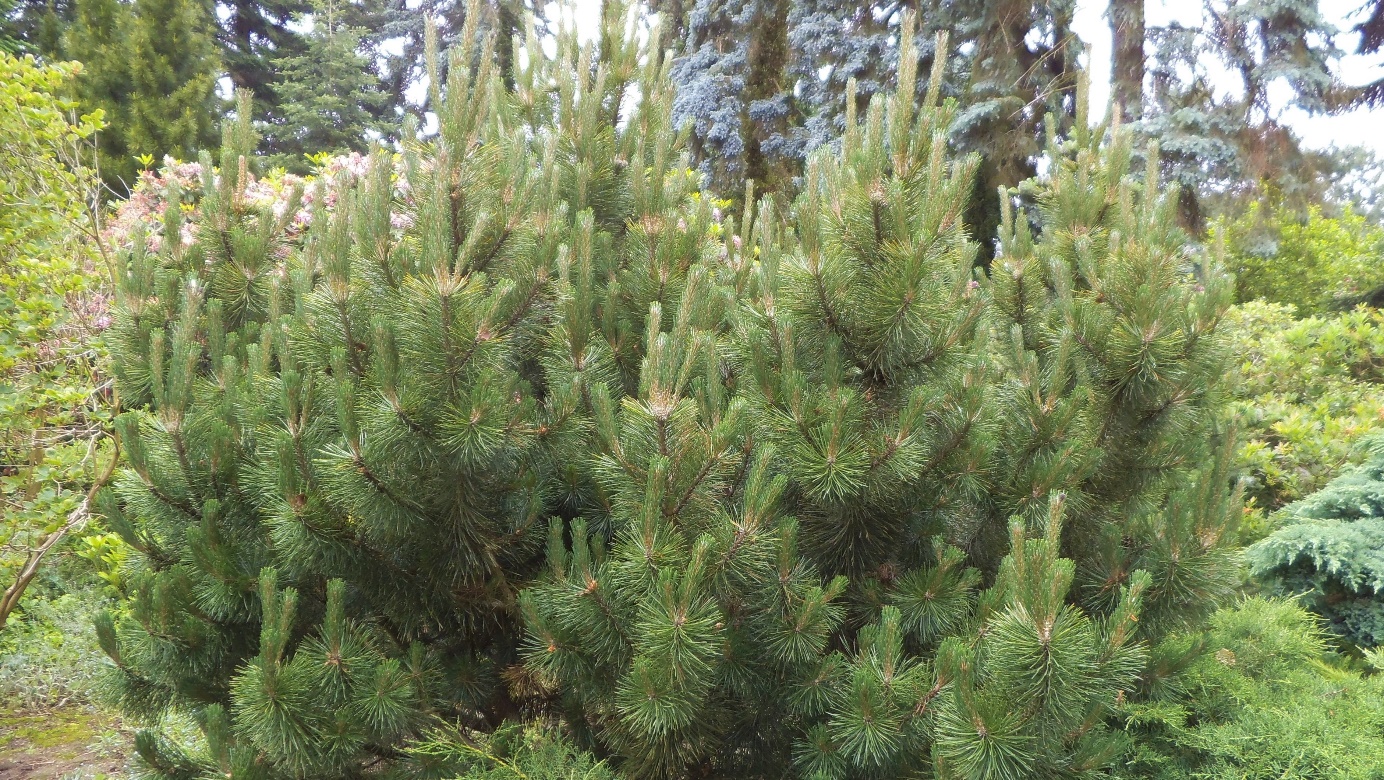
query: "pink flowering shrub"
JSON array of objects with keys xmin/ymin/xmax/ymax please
[{"xmin": 102, "ymin": 151, "xmax": 409, "ymax": 255}]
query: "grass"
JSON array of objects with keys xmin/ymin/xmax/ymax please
[{"xmin": 0, "ymin": 707, "xmax": 110, "ymax": 754}]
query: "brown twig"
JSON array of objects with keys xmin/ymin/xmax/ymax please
[{"xmin": 0, "ymin": 433, "xmax": 121, "ymax": 631}]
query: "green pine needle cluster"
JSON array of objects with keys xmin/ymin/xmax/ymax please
[{"xmin": 95, "ymin": 7, "xmax": 1242, "ymax": 779}]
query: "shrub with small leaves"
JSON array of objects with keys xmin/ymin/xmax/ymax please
[
  {"xmin": 0, "ymin": 579, "xmax": 111, "ymax": 708},
  {"xmin": 1225, "ymin": 199, "xmax": 1384, "ymax": 315},
  {"xmin": 1224, "ymin": 301, "xmax": 1384, "ymax": 539},
  {"xmin": 1121, "ymin": 597, "xmax": 1384, "ymax": 779},
  {"xmin": 0, "ymin": 52, "xmax": 110, "ymax": 629}
]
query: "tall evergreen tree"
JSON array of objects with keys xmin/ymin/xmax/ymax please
[
  {"xmin": 123, "ymin": 0, "xmax": 220, "ymax": 175},
  {"xmin": 175, "ymin": 0, "xmax": 409, "ymax": 158},
  {"xmin": 217, "ymin": 0, "xmax": 308, "ymax": 102},
  {"xmin": 666, "ymin": 0, "xmax": 1079, "ymax": 256},
  {"xmin": 1141, "ymin": 0, "xmax": 1338, "ymax": 229},
  {"xmin": 1107, "ymin": 0, "xmax": 1143, "ymax": 119},
  {"xmin": 670, "ymin": 0, "xmax": 799, "ymax": 197},
  {"xmin": 64, "ymin": 0, "xmax": 219, "ymax": 192},
  {"xmin": 1352, "ymin": 0, "xmax": 1384, "ymax": 106},
  {"xmin": 98, "ymin": 8, "xmax": 1240, "ymax": 778},
  {"xmin": 0, "ymin": 0, "xmax": 71, "ymax": 55},
  {"xmin": 785, "ymin": 0, "xmax": 961, "ymax": 157},
  {"xmin": 52, "ymin": 0, "xmax": 220, "ymax": 192},
  {"xmin": 226, "ymin": 0, "xmax": 417, "ymax": 154},
  {"xmin": 263, "ymin": 0, "xmax": 389, "ymax": 168},
  {"xmin": 953, "ymin": 0, "xmax": 1079, "ymax": 262},
  {"xmin": 64, "ymin": 0, "xmax": 135, "ymax": 188},
  {"xmin": 0, "ymin": 0, "xmax": 17, "ymax": 51}
]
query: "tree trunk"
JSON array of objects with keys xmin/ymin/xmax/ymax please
[
  {"xmin": 962, "ymin": 0, "xmax": 1042, "ymax": 265},
  {"xmin": 1108, "ymin": 0, "xmax": 1144, "ymax": 120},
  {"xmin": 742, "ymin": 0, "xmax": 796, "ymax": 199}
]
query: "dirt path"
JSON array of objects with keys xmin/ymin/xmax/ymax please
[{"xmin": 0, "ymin": 708, "xmax": 127, "ymax": 779}]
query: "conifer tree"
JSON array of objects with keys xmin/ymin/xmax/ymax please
[
  {"xmin": 985, "ymin": 97, "xmax": 1240, "ymax": 637},
  {"xmin": 98, "ymin": 7, "xmax": 670, "ymax": 775},
  {"xmin": 124, "ymin": 0, "xmax": 220, "ymax": 170},
  {"xmin": 98, "ymin": 7, "xmax": 1241, "ymax": 779},
  {"xmin": 1141, "ymin": 0, "xmax": 1338, "ymax": 229},
  {"xmin": 663, "ymin": 0, "xmax": 1084, "ymax": 261},
  {"xmin": 64, "ymin": 0, "xmax": 136, "ymax": 187},
  {"xmin": 953, "ymin": 0, "xmax": 1080, "ymax": 262},
  {"xmin": 0, "ymin": 0, "xmax": 19, "ymax": 52},
  {"xmin": 1249, "ymin": 434, "xmax": 1384, "ymax": 649},
  {"xmin": 65, "ymin": 0, "xmax": 219, "ymax": 191},
  {"xmin": 671, "ymin": 0, "xmax": 799, "ymax": 197},
  {"xmin": 263, "ymin": 0, "xmax": 390, "ymax": 169},
  {"xmin": 0, "ymin": 0, "xmax": 72, "ymax": 55},
  {"xmin": 524, "ymin": 32, "xmax": 1236, "ymax": 776},
  {"xmin": 217, "ymin": 0, "xmax": 309, "ymax": 107},
  {"xmin": 1107, "ymin": 0, "xmax": 1143, "ymax": 119},
  {"xmin": 784, "ymin": 0, "xmax": 959, "ymax": 155}
]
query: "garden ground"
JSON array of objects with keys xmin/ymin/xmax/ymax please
[{"xmin": 0, "ymin": 705, "xmax": 127, "ymax": 779}]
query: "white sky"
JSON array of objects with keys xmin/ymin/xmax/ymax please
[{"xmin": 1071, "ymin": 0, "xmax": 1384, "ymax": 154}]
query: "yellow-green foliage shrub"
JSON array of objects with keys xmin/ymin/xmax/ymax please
[
  {"xmin": 1225, "ymin": 301, "xmax": 1384, "ymax": 538},
  {"xmin": 1122, "ymin": 598, "xmax": 1384, "ymax": 779},
  {"xmin": 1226, "ymin": 201, "xmax": 1384, "ymax": 314},
  {"xmin": 0, "ymin": 53, "xmax": 108, "ymax": 623}
]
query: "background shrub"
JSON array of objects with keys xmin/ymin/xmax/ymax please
[
  {"xmin": 1226, "ymin": 200, "xmax": 1384, "ymax": 315},
  {"xmin": 1224, "ymin": 301, "xmax": 1384, "ymax": 540},
  {"xmin": 1122, "ymin": 597, "xmax": 1384, "ymax": 779},
  {"xmin": 0, "ymin": 575, "xmax": 111, "ymax": 709},
  {"xmin": 1248, "ymin": 435, "xmax": 1384, "ymax": 649}
]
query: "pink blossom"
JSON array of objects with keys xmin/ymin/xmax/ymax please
[{"xmin": 105, "ymin": 153, "xmax": 411, "ymax": 260}]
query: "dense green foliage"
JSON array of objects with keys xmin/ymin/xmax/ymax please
[
  {"xmin": 0, "ymin": 53, "xmax": 110, "ymax": 628},
  {"xmin": 123, "ymin": 0, "xmax": 220, "ymax": 173},
  {"xmin": 64, "ymin": 0, "xmax": 131, "ymax": 184},
  {"xmin": 7, "ymin": 2, "xmax": 1384, "ymax": 778},
  {"xmin": 404, "ymin": 721, "xmax": 619, "ymax": 779},
  {"xmin": 89, "ymin": 12, "xmax": 1250, "ymax": 778},
  {"xmin": 1248, "ymin": 436, "xmax": 1384, "ymax": 649},
  {"xmin": 1226, "ymin": 201, "xmax": 1384, "ymax": 314},
  {"xmin": 1218, "ymin": 300, "xmax": 1384, "ymax": 646},
  {"xmin": 1224, "ymin": 302, "xmax": 1384, "ymax": 534},
  {"xmin": 1122, "ymin": 597, "xmax": 1384, "ymax": 779},
  {"xmin": 63, "ymin": 0, "xmax": 220, "ymax": 190}
]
